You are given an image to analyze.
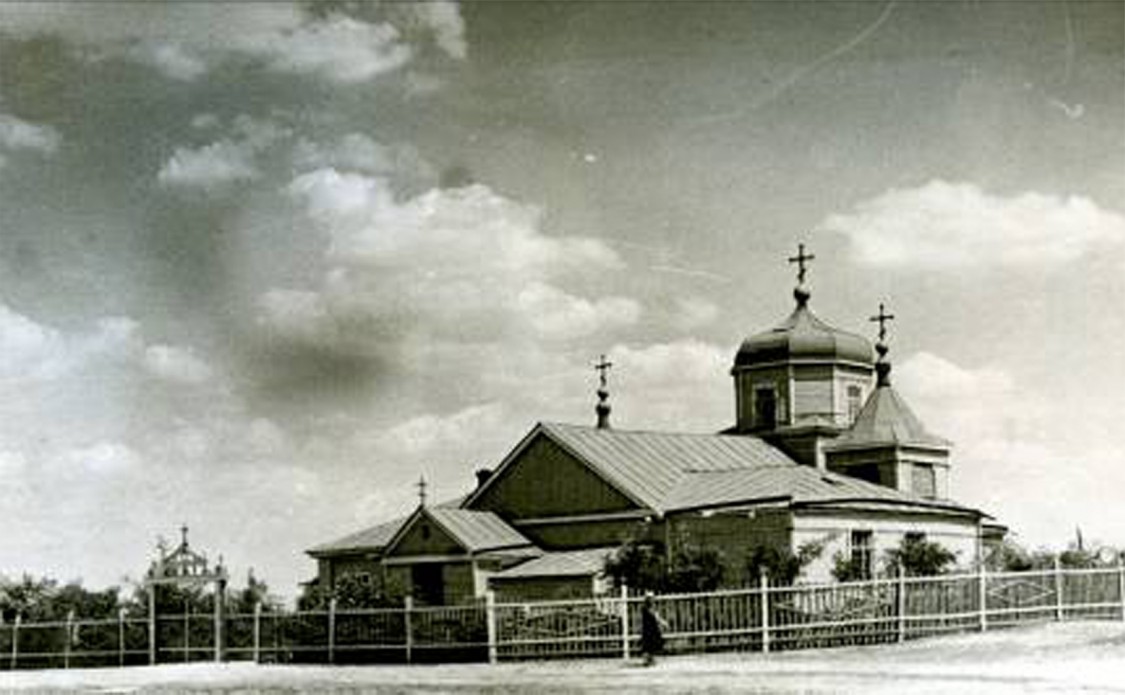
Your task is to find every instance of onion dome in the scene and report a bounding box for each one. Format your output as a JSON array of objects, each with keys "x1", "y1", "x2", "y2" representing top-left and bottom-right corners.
[{"x1": 733, "y1": 287, "x2": 874, "y2": 367}]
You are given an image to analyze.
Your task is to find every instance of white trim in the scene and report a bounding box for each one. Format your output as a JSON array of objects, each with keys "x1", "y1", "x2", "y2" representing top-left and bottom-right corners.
[
  {"x1": 513, "y1": 509, "x2": 654, "y2": 526},
  {"x1": 383, "y1": 554, "x2": 472, "y2": 566}
]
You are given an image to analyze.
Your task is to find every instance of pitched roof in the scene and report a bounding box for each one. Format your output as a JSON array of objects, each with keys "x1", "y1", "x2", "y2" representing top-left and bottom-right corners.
[
  {"x1": 492, "y1": 547, "x2": 613, "y2": 580},
  {"x1": 664, "y1": 466, "x2": 980, "y2": 516},
  {"x1": 307, "y1": 496, "x2": 464, "y2": 557},
  {"x1": 538, "y1": 422, "x2": 795, "y2": 510},
  {"x1": 827, "y1": 385, "x2": 950, "y2": 451},
  {"x1": 425, "y1": 507, "x2": 534, "y2": 553}
]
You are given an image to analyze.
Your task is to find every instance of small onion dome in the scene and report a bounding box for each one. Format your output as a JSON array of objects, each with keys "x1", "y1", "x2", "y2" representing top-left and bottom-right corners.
[{"x1": 734, "y1": 301, "x2": 874, "y2": 368}]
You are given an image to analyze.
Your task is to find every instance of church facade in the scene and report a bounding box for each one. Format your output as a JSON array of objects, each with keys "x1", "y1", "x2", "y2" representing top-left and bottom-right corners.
[{"x1": 308, "y1": 248, "x2": 1003, "y2": 604}]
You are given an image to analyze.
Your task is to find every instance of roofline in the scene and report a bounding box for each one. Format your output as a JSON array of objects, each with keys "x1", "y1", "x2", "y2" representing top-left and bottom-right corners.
[
  {"x1": 461, "y1": 423, "x2": 546, "y2": 509},
  {"x1": 306, "y1": 546, "x2": 384, "y2": 559},
  {"x1": 463, "y1": 422, "x2": 657, "y2": 512},
  {"x1": 793, "y1": 497, "x2": 990, "y2": 519},
  {"x1": 664, "y1": 494, "x2": 793, "y2": 515},
  {"x1": 825, "y1": 441, "x2": 952, "y2": 453},
  {"x1": 731, "y1": 358, "x2": 874, "y2": 373}
]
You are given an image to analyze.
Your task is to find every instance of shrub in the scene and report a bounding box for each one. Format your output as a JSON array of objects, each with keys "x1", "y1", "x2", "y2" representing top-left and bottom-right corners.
[{"x1": 883, "y1": 536, "x2": 957, "y2": 577}]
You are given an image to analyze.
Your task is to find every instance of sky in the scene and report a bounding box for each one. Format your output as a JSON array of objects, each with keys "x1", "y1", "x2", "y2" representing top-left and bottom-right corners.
[{"x1": 0, "y1": 1, "x2": 1122, "y2": 601}]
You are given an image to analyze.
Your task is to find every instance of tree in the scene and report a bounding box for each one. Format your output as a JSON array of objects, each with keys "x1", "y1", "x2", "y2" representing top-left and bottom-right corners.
[
  {"x1": 603, "y1": 533, "x2": 729, "y2": 593},
  {"x1": 746, "y1": 538, "x2": 826, "y2": 586},
  {"x1": 883, "y1": 536, "x2": 957, "y2": 577}
]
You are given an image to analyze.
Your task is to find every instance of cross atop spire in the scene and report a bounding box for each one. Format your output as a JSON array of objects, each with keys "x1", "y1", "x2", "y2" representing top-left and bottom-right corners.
[
  {"x1": 788, "y1": 243, "x2": 815, "y2": 286},
  {"x1": 180, "y1": 523, "x2": 189, "y2": 549},
  {"x1": 416, "y1": 475, "x2": 428, "y2": 508},
  {"x1": 869, "y1": 303, "x2": 895, "y2": 344},
  {"x1": 594, "y1": 354, "x2": 613, "y2": 429}
]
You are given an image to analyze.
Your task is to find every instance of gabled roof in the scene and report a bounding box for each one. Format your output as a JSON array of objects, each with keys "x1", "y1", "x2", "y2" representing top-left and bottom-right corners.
[
  {"x1": 307, "y1": 496, "x2": 464, "y2": 557},
  {"x1": 827, "y1": 385, "x2": 950, "y2": 451},
  {"x1": 533, "y1": 422, "x2": 797, "y2": 510},
  {"x1": 382, "y1": 505, "x2": 536, "y2": 558},
  {"x1": 492, "y1": 548, "x2": 613, "y2": 580},
  {"x1": 425, "y1": 507, "x2": 534, "y2": 553},
  {"x1": 465, "y1": 422, "x2": 972, "y2": 518}
]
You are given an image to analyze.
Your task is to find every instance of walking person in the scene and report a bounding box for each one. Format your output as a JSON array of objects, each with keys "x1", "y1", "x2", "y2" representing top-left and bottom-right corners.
[{"x1": 640, "y1": 592, "x2": 667, "y2": 666}]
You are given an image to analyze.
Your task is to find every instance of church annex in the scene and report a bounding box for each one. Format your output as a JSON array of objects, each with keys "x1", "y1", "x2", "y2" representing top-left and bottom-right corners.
[{"x1": 307, "y1": 247, "x2": 1004, "y2": 604}]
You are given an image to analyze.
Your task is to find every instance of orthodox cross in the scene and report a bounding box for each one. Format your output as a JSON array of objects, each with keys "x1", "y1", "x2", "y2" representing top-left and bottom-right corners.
[
  {"x1": 416, "y1": 475, "x2": 428, "y2": 507},
  {"x1": 788, "y1": 243, "x2": 815, "y2": 285},
  {"x1": 594, "y1": 354, "x2": 613, "y2": 390},
  {"x1": 869, "y1": 303, "x2": 895, "y2": 343}
]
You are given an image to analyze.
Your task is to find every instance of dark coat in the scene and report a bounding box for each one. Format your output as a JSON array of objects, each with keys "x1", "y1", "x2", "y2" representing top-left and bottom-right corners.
[{"x1": 640, "y1": 604, "x2": 665, "y2": 654}]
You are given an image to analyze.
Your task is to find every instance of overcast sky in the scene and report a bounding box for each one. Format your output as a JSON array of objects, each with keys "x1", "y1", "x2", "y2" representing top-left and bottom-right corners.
[{"x1": 0, "y1": 1, "x2": 1122, "y2": 599}]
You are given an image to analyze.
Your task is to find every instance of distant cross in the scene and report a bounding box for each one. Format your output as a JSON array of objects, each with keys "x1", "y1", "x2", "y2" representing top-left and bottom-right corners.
[
  {"x1": 594, "y1": 354, "x2": 613, "y2": 390},
  {"x1": 788, "y1": 243, "x2": 815, "y2": 285},
  {"x1": 416, "y1": 475, "x2": 428, "y2": 507},
  {"x1": 180, "y1": 523, "x2": 189, "y2": 549},
  {"x1": 869, "y1": 303, "x2": 895, "y2": 343}
]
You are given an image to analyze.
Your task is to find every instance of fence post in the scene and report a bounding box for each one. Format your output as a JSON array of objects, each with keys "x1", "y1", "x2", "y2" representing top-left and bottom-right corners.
[
  {"x1": 148, "y1": 586, "x2": 156, "y2": 665},
  {"x1": 759, "y1": 567, "x2": 770, "y2": 654},
  {"x1": 253, "y1": 602, "x2": 262, "y2": 664},
  {"x1": 118, "y1": 608, "x2": 126, "y2": 667},
  {"x1": 10, "y1": 614, "x2": 20, "y2": 670},
  {"x1": 485, "y1": 590, "x2": 497, "y2": 665},
  {"x1": 327, "y1": 598, "x2": 337, "y2": 664},
  {"x1": 897, "y1": 565, "x2": 906, "y2": 643},
  {"x1": 619, "y1": 584, "x2": 630, "y2": 661},
  {"x1": 1054, "y1": 556, "x2": 1064, "y2": 622},
  {"x1": 214, "y1": 576, "x2": 225, "y2": 664},
  {"x1": 64, "y1": 609, "x2": 75, "y2": 669},
  {"x1": 978, "y1": 563, "x2": 988, "y2": 632},
  {"x1": 1118, "y1": 556, "x2": 1125, "y2": 622},
  {"x1": 404, "y1": 595, "x2": 413, "y2": 664}
]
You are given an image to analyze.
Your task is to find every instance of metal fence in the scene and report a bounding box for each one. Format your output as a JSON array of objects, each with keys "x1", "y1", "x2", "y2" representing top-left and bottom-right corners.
[{"x1": 3, "y1": 562, "x2": 1123, "y2": 670}]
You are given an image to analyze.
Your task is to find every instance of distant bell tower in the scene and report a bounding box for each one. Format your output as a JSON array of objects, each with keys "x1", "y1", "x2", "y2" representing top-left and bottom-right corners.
[{"x1": 730, "y1": 243, "x2": 875, "y2": 468}]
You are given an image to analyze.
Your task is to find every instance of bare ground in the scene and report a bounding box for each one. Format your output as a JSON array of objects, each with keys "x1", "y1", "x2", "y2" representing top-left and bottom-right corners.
[{"x1": 3, "y1": 621, "x2": 1124, "y2": 694}]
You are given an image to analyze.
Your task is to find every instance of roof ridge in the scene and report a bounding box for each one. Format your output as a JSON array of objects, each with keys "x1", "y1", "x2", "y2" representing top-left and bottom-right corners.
[{"x1": 541, "y1": 421, "x2": 759, "y2": 438}]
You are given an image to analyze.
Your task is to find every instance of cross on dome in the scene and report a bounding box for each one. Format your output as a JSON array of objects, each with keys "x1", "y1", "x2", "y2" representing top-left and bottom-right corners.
[
  {"x1": 869, "y1": 303, "x2": 895, "y2": 344},
  {"x1": 788, "y1": 243, "x2": 815, "y2": 286}
]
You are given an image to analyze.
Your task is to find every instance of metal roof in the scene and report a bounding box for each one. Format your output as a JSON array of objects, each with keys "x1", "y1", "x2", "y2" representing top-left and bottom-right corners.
[
  {"x1": 492, "y1": 547, "x2": 614, "y2": 580},
  {"x1": 307, "y1": 517, "x2": 404, "y2": 556},
  {"x1": 827, "y1": 385, "x2": 950, "y2": 451},
  {"x1": 307, "y1": 496, "x2": 464, "y2": 557},
  {"x1": 540, "y1": 422, "x2": 796, "y2": 511},
  {"x1": 734, "y1": 302, "x2": 873, "y2": 368},
  {"x1": 426, "y1": 508, "x2": 534, "y2": 553},
  {"x1": 664, "y1": 466, "x2": 980, "y2": 516}
]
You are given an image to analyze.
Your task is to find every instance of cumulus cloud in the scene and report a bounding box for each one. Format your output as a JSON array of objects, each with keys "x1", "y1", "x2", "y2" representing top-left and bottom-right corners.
[
  {"x1": 821, "y1": 180, "x2": 1125, "y2": 269},
  {"x1": 65, "y1": 441, "x2": 141, "y2": 476},
  {"x1": 605, "y1": 339, "x2": 732, "y2": 432},
  {"x1": 143, "y1": 344, "x2": 213, "y2": 384},
  {"x1": 0, "y1": 304, "x2": 141, "y2": 382},
  {"x1": 292, "y1": 134, "x2": 433, "y2": 182},
  {"x1": 262, "y1": 174, "x2": 637, "y2": 355},
  {"x1": 0, "y1": 113, "x2": 61, "y2": 153},
  {"x1": 0, "y1": 3, "x2": 464, "y2": 83},
  {"x1": 158, "y1": 139, "x2": 259, "y2": 188}
]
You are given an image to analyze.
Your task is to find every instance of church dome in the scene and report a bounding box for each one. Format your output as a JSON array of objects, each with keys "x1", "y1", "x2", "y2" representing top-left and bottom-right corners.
[{"x1": 733, "y1": 289, "x2": 874, "y2": 368}]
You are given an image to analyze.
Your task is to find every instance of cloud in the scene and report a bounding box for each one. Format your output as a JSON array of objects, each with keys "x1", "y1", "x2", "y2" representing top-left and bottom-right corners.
[
  {"x1": 0, "y1": 113, "x2": 61, "y2": 155},
  {"x1": 158, "y1": 140, "x2": 259, "y2": 188},
  {"x1": 158, "y1": 115, "x2": 287, "y2": 189},
  {"x1": 143, "y1": 344, "x2": 213, "y2": 384},
  {"x1": 0, "y1": 304, "x2": 141, "y2": 382},
  {"x1": 292, "y1": 134, "x2": 433, "y2": 182},
  {"x1": 65, "y1": 441, "x2": 141, "y2": 476},
  {"x1": 0, "y1": 3, "x2": 464, "y2": 83},
  {"x1": 128, "y1": 41, "x2": 207, "y2": 81},
  {"x1": 821, "y1": 180, "x2": 1125, "y2": 269},
  {"x1": 604, "y1": 339, "x2": 732, "y2": 432},
  {"x1": 894, "y1": 351, "x2": 1125, "y2": 549},
  {"x1": 262, "y1": 174, "x2": 637, "y2": 356}
]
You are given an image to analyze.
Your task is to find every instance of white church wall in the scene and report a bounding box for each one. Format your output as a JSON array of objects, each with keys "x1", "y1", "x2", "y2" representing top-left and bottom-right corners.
[{"x1": 791, "y1": 510, "x2": 980, "y2": 583}]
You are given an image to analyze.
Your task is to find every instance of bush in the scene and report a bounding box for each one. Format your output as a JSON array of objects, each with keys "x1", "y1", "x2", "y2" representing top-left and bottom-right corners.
[
  {"x1": 604, "y1": 534, "x2": 728, "y2": 593},
  {"x1": 883, "y1": 536, "x2": 957, "y2": 577},
  {"x1": 746, "y1": 538, "x2": 826, "y2": 586}
]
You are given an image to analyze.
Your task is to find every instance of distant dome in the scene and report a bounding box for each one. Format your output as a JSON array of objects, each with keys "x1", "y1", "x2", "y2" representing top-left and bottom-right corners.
[{"x1": 734, "y1": 301, "x2": 874, "y2": 368}]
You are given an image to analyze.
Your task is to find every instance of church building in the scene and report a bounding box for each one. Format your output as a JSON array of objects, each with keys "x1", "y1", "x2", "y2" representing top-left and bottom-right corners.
[{"x1": 308, "y1": 246, "x2": 1003, "y2": 604}]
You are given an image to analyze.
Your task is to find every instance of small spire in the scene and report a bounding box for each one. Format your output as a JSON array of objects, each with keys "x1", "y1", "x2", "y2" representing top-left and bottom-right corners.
[
  {"x1": 416, "y1": 475, "x2": 428, "y2": 508},
  {"x1": 869, "y1": 303, "x2": 895, "y2": 387},
  {"x1": 594, "y1": 354, "x2": 613, "y2": 429},
  {"x1": 788, "y1": 242, "x2": 815, "y2": 307},
  {"x1": 180, "y1": 523, "x2": 189, "y2": 549}
]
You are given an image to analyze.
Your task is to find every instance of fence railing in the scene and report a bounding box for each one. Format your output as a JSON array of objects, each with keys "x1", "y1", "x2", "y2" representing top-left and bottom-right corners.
[{"x1": 3, "y1": 561, "x2": 1124, "y2": 670}]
